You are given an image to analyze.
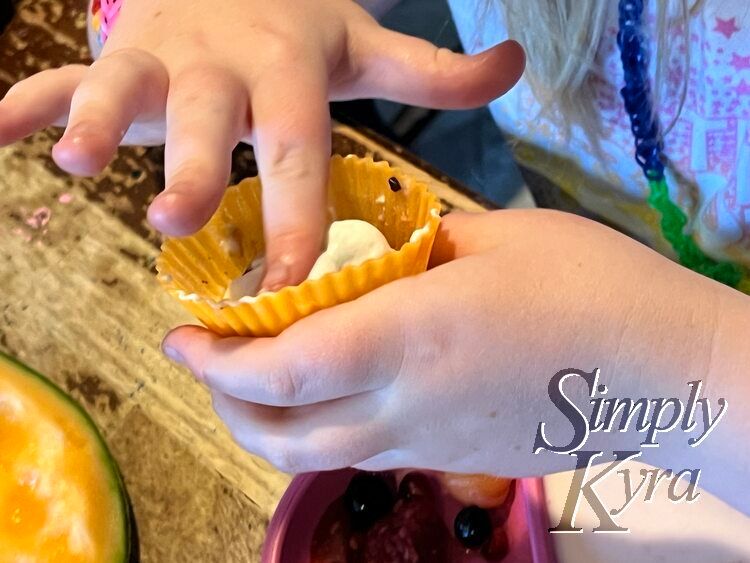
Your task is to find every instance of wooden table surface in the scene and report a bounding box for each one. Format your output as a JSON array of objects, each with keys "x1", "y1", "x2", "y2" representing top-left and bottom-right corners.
[{"x1": 0, "y1": 1, "x2": 489, "y2": 560}]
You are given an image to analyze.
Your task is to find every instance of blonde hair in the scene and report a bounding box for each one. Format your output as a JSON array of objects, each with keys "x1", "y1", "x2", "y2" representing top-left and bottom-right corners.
[{"x1": 497, "y1": 0, "x2": 705, "y2": 141}]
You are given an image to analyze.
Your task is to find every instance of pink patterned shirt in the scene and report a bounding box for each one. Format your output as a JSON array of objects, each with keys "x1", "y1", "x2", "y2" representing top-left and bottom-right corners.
[{"x1": 449, "y1": 0, "x2": 750, "y2": 271}]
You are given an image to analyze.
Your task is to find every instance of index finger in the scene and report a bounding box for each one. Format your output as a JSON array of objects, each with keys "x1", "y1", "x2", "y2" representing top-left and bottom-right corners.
[{"x1": 249, "y1": 59, "x2": 330, "y2": 291}]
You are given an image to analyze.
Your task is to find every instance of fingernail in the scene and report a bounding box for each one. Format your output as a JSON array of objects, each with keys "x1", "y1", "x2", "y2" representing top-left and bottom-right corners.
[
  {"x1": 148, "y1": 193, "x2": 194, "y2": 237},
  {"x1": 261, "y1": 256, "x2": 294, "y2": 292},
  {"x1": 152, "y1": 191, "x2": 180, "y2": 209},
  {"x1": 162, "y1": 345, "x2": 184, "y2": 364},
  {"x1": 260, "y1": 278, "x2": 289, "y2": 294}
]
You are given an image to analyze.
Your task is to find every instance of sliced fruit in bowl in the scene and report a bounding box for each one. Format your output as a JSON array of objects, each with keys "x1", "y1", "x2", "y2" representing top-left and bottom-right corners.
[
  {"x1": 442, "y1": 473, "x2": 514, "y2": 509},
  {"x1": 263, "y1": 468, "x2": 557, "y2": 563}
]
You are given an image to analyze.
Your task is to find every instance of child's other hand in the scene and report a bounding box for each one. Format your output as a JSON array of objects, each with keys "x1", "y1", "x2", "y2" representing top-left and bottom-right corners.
[
  {"x1": 162, "y1": 210, "x2": 713, "y2": 476},
  {"x1": 0, "y1": 0, "x2": 524, "y2": 288}
]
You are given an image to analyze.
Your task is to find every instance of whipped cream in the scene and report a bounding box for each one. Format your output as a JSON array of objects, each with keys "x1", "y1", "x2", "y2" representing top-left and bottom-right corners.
[{"x1": 223, "y1": 220, "x2": 393, "y2": 300}]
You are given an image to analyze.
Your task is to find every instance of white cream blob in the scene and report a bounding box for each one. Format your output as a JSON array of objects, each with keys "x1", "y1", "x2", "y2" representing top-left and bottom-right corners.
[
  {"x1": 223, "y1": 220, "x2": 393, "y2": 300},
  {"x1": 307, "y1": 219, "x2": 392, "y2": 280},
  {"x1": 223, "y1": 256, "x2": 266, "y2": 300}
]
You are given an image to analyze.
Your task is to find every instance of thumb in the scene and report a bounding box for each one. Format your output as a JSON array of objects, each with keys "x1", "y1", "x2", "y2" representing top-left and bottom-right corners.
[{"x1": 355, "y1": 31, "x2": 525, "y2": 109}]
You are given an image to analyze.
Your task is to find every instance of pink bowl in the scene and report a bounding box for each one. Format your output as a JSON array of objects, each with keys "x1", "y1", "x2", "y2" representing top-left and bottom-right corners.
[{"x1": 262, "y1": 469, "x2": 557, "y2": 563}]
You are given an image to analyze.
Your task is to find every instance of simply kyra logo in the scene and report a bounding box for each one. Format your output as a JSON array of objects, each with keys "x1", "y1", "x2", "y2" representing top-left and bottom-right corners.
[{"x1": 533, "y1": 368, "x2": 728, "y2": 533}]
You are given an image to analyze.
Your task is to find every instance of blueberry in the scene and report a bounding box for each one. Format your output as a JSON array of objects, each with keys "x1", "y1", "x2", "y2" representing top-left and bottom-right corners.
[
  {"x1": 398, "y1": 472, "x2": 434, "y2": 500},
  {"x1": 454, "y1": 506, "x2": 492, "y2": 549},
  {"x1": 344, "y1": 473, "x2": 395, "y2": 531}
]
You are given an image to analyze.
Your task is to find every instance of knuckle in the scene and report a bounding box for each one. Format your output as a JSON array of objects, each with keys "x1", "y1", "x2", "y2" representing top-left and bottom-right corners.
[
  {"x1": 422, "y1": 47, "x2": 463, "y2": 98},
  {"x1": 263, "y1": 354, "x2": 304, "y2": 405},
  {"x1": 195, "y1": 363, "x2": 211, "y2": 386},
  {"x1": 264, "y1": 373, "x2": 298, "y2": 405},
  {"x1": 80, "y1": 52, "x2": 167, "y2": 113},
  {"x1": 168, "y1": 66, "x2": 243, "y2": 118},
  {"x1": 260, "y1": 35, "x2": 306, "y2": 66},
  {"x1": 190, "y1": 356, "x2": 213, "y2": 389},
  {"x1": 430, "y1": 47, "x2": 456, "y2": 75},
  {"x1": 92, "y1": 51, "x2": 168, "y2": 98},
  {"x1": 261, "y1": 142, "x2": 312, "y2": 183},
  {"x1": 172, "y1": 65, "x2": 239, "y2": 94},
  {"x1": 98, "y1": 47, "x2": 160, "y2": 72}
]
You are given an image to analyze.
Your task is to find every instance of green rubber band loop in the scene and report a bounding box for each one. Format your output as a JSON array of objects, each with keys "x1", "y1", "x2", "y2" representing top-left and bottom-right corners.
[{"x1": 647, "y1": 177, "x2": 745, "y2": 287}]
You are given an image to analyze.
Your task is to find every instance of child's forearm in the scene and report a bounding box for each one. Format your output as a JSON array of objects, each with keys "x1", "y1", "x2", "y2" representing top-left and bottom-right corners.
[
  {"x1": 449, "y1": 211, "x2": 748, "y2": 514},
  {"x1": 652, "y1": 284, "x2": 750, "y2": 514},
  {"x1": 523, "y1": 224, "x2": 750, "y2": 512}
]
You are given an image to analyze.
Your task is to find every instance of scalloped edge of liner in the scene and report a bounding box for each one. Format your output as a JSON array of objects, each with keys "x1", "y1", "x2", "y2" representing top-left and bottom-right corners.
[{"x1": 161, "y1": 207, "x2": 440, "y2": 310}]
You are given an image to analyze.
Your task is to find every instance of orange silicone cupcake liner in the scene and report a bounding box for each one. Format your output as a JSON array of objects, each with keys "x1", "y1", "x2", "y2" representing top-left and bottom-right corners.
[{"x1": 156, "y1": 155, "x2": 442, "y2": 337}]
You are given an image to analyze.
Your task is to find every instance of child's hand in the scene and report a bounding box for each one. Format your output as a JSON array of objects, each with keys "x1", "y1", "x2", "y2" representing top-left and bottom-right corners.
[
  {"x1": 0, "y1": 0, "x2": 524, "y2": 288},
  {"x1": 161, "y1": 210, "x2": 721, "y2": 476}
]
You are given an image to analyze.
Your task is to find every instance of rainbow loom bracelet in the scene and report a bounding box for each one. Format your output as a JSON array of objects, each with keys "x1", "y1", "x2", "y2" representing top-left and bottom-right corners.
[
  {"x1": 616, "y1": 0, "x2": 747, "y2": 288},
  {"x1": 90, "y1": 0, "x2": 123, "y2": 46}
]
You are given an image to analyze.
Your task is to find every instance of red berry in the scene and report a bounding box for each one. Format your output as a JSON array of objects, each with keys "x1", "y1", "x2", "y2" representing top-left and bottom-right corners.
[
  {"x1": 482, "y1": 526, "x2": 510, "y2": 561},
  {"x1": 362, "y1": 498, "x2": 449, "y2": 562},
  {"x1": 310, "y1": 498, "x2": 352, "y2": 563}
]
